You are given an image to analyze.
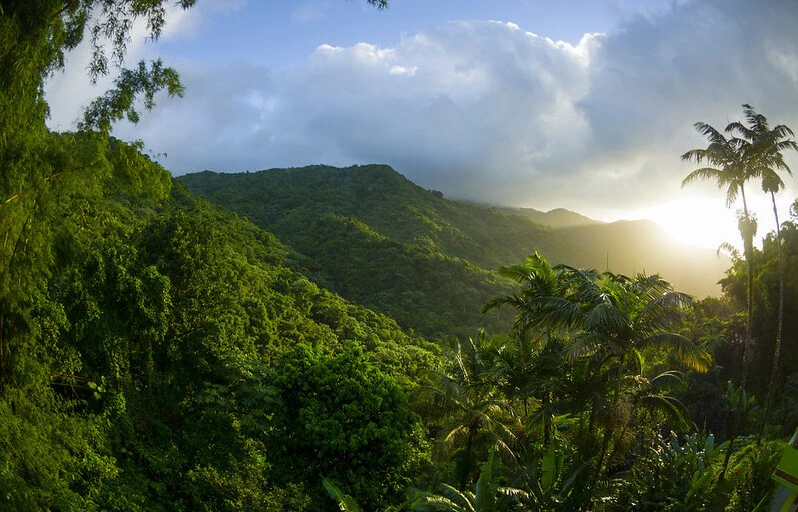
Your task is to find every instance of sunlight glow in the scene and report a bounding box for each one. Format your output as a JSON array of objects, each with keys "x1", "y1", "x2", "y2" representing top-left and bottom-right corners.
[{"x1": 630, "y1": 197, "x2": 744, "y2": 251}]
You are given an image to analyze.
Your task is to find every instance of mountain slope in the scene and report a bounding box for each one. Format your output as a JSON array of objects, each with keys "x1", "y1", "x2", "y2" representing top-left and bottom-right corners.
[
  {"x1": 179, "y1": 164, "x2": 728, "y2": 334},
  {"x1": 179, "y1": 165, "x2": 580, "y2": 271},
  {"x1": 496, "y1": 206, "x2": 601, "y2": 229}
]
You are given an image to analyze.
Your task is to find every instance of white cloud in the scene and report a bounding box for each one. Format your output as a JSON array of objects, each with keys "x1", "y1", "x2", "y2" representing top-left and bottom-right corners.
[{"x1": 48, "y1": 0, "x2": 798, "y2": 230}]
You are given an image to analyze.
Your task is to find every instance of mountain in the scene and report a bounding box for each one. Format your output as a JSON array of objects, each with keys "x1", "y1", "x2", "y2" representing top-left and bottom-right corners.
[
  {"x1": 497, "y1": 206, "x2": 601, "y2": 229},
  {"x1": 179, "y1": 165, "x2": 525, "y2": 338},
  {"x1": 500, "y1": 206, "x2": 728, "y2": 298},
  {"x1": 178, "y1": 165, "x2": 580, "y2": 271},
  {"x1": 179, "y1": 165, "x2": 729, "y2": 337}
]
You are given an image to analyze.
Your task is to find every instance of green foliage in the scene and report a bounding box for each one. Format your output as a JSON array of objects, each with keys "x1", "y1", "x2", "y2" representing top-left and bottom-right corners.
[
  {"x1": 412, "y1": 334, "x2": 521, "y2": 489},
  {"x1": 178, "y1": 166, "x2": 727, "y2": 338},
  {"x1": 721, "y1": 220, "x2": 798, "y2": 436},
  {"x1": 323, "y1": 478, "x2": 364, "y2": 512},
  {"x1": 3, "y1": 3, "x2": 797, "y2": 509},
  {"x1": 612, "y1": 432, "x2": 718, "y2": 511},
  {"x1": 1, "y1": 123, "x2": 441, "y2": 510},
  {"x1": 271, "y1": 344, "x2": 428, "y2": 509},
  {"x1": 722, "y1": 441, "x2": 783, "y2": 512},
  {"x1": 180, "y1": 165, "x2": 523, "y2": 339},
  {"x1": 80, "y1": 59, "x2": 185, "y2": 131},
  {"x1": 410, "y1": 445, "x2": 532, "y2": 512},
  {"x1": 0, "y1": 387, "x2": 119, "y2": 511}
]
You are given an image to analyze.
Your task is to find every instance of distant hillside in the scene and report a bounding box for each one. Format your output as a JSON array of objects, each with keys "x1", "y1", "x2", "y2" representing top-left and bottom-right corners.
[
  {"x1": 180, "y1": 165, "x2": 580, "y2": 271},
  {"x1": 495, "y1": 208, "x2": 727, "y2": 297},
  {"x1": 179, "y1": 165, "x2": 521, "y2": 338},
  {"x1": 497, "y1": 207, "x2": 601, "y2": 229},
  {"x1": 556, "y1": 220, "x2": 728, "y2": 298},
  {"x1": 179, "y1": 165, "x2": 728, "y2": 336}
]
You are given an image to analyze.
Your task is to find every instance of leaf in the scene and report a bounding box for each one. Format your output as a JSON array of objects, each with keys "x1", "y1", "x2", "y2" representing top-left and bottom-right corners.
[
  {"x1": 322, "y1": 477, "x2": 363, "y2": 512},
  {"x1": 475, "y1": 445, "x2": 501, "y2": 512}
]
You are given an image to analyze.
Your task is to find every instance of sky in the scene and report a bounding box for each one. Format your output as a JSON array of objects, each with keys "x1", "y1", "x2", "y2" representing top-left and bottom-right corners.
[{"x1": 44, "y1": 0, "x2": 798, "y2": 250}]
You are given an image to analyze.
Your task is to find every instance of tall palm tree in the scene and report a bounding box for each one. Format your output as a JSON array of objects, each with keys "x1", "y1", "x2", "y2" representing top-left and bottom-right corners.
[
  {"x1": 727, "y1": 105, "x2": 798, "y2": 442},
  {"x1": 681, "y1": 115, "x2": 758, "y2": 477},
  {"x1": 682, "y1": 122, "x2": 751, "y2": 213},
  {"x1": 553, "y1": 270, "x2": 705, "y2": 496}
]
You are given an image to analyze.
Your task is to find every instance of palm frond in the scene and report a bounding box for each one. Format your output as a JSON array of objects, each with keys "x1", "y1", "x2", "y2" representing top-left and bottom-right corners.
[
  {"x1": 717, "y1": 242, "x2": 740, "y2": 261},
  {"x1": 643, "y1": 332, "x2": 711, "y2": 371},
  {"x1": 475, "y1": 446, "x2": 501, "y2": 512},
  {"x1": 322, "y1": 478, "x2": 363, "y2": 512},
  {"x1": 772, "y1": 123, "x2": 796, "y2": 139},
  {"x1": 565, "y1": 332, "x2": 610, "y2": 360},
  {"x1": 635, "y1": 291, "x2": 693, "y2": 332},
  {"x1": 640, "y1": 394, "x2": 692, "y2": 432},
  {"x1": 693, "y1": 121, "x2": 728, "y2": 145},
  {"x1": 582, "y1": 302, "x2": 629, "y2": 332},
  {"x1": 409, "y1": 493, "x2": 467, "y2": 512},
  {"x1": 681, "y1": 166, "x2": 727, "y2": 186},
  {"x1": 726, "y1": 121, "x2": 756, "y2": 142},
  {"x1": 439, "y1": 424, "x2": 470, "y2": 456},
  {"x1": 437, "y1": 484, "x2": 475, "y2": 512},
  {"x1": 528, "y1": 296, "x2": 582, "y2": 331},
  {"x1": 650, "y1": 370, "x2": 689, "y2": 392},
  {"x1": 497, "y1": 486, "x2": 531, "y2": 503}
]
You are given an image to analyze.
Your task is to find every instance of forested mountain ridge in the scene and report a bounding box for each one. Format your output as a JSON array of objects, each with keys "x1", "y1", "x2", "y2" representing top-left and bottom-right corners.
[
  {"x1": 495, "y1": 206, "x2": 600, "y2": 229},
  {"x1": 179, "y1": 164, "x2": 728, "y2": 303},
  {"x1": 178, "y1": 164, "x2": 574, "y2": 271}
]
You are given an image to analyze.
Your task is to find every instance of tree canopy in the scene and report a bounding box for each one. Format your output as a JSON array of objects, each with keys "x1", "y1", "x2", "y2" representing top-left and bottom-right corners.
[{"x1": 1, "y1": 2, "x2": 797, "y2": 510}]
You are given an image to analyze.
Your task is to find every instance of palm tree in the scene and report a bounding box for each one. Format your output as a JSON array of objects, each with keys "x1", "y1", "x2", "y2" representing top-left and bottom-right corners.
[
  {"x1": 484, "y1": 253, "x2": 615, "y2": 454},
  {"x1": 681, "y1": 114, "x2": 758, "y2": 477},
  {"x1": 727, "y1": 105, "x2": 798, "y2": 442},
  {"x1": 483, "y1": 255, "x2": 571, "y2": 450},
  {"x1": 682, "y1": 121, "x2": 751, "y2": 213},
  {"x1": 486, "y1": 254, "x2": 707, "y2": 505},
  {"x1": 483, "y1": 252, "x2": 564, "y2": 343},
  {"x1": 409, "y1": 445, "x2": 532, "y2": 512},
  {"x1": 412, "y1": 335, "x2": 521, "y2": 489},
  {"x1": 323, "y1": 478, "x2": 364, "y2": 512},
  {"x1": 555, "y1": 270, "x2": 705, "y2": 497}
]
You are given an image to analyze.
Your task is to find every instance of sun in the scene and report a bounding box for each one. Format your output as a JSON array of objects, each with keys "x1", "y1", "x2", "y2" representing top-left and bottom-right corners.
[{"x1": 631, "y1": 197, "x2": 742, "y2": 251}]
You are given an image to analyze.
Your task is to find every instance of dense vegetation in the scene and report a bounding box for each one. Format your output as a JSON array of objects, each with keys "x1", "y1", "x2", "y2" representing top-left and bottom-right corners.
[
  {"x1": 180, "y1": 166, "x2": 533, "y2": 339},
  {"x1": 179, "y1": 165, "x2": 727, "y2": 338},
  {"x1": 1, "y1": 1, "x2": 796, "y2": 511}
]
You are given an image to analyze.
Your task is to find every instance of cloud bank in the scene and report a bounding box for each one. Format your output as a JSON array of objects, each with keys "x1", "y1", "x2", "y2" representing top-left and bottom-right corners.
[{"x1": 49, "y1": 0, "x2": 798, "y2": 217}]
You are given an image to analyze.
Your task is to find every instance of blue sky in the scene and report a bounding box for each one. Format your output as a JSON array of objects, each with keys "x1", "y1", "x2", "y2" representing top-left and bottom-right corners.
[
  {"x1": 158, "y1": 1, "x2": 658, "y2": 65},
  {"x1": 45, "y1": 0, "x2": 798, "y2": 249}
]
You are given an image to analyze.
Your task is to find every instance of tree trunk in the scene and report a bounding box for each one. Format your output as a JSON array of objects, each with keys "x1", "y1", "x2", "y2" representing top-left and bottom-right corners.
[
  {"x1": 585, "y1": 426, "x2": 612, "y2": 509},
  {"x1": 721, "y1": 210, "x2": 755, "y2": 479},
  {"x1": 543, "y1": 391, "x2": 551, "y2": 448},
  {"x1": 758, "y1": 192, "x2": 784, "y2": 444}
]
